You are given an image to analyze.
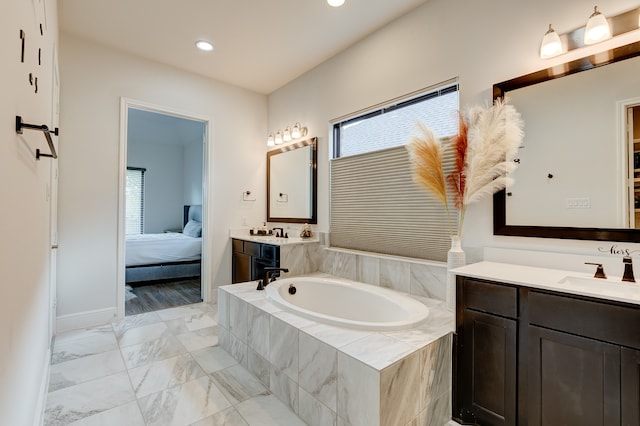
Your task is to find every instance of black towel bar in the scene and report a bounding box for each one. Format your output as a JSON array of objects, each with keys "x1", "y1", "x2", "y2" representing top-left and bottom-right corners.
[{"x1": 15, "y1": 115, "x2": 59, "y2": 160}]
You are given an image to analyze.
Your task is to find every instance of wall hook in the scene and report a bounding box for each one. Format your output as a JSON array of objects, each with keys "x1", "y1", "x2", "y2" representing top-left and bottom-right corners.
[
  {"x1": 242, "y1": 190, "x2": 256, "y2": 202},
  {"x1": 15, "y1": 115, "x2": 58, "y2": 160}
]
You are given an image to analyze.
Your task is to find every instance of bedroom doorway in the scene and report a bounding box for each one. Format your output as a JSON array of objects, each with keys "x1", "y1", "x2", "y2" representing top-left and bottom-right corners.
[{"x1": 117, "y1": 99, "x2": 212, "y2": 317}]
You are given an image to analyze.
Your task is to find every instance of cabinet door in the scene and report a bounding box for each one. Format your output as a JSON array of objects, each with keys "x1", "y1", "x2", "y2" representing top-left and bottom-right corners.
[
  {"x1": 456, "y1": 309, "x2": 517, "y2": 426},
  {"x1": 232, "y1": 252, "x2": 252, "y2": 283},
  {"x1": 527, "y1": 325, "x2": 621, "y2": 426},
  {"x1": 622, "y1": 347, "x2": 640, "y2": 426}
]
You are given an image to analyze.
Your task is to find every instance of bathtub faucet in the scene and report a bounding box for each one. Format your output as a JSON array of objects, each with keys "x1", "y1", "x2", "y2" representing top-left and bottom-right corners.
[{"x1": 256, "y1": 267, "x2": 289, "y2": 291}]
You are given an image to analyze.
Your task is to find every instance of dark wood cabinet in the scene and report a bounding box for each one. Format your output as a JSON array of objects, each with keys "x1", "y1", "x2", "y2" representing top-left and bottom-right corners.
[
  {"x1": 231, "y1": 238, "x2": 279, "y2": 283},
  {"x1": 527, "y1": 325, "x2": 621, "y2": 426},
  {"x1": 458, "y1": 309, "x2": 517, "y2": 425},
  {"x1": 622, "y1": 348, "x2": 640, "y2": 426},
  {"x1": 455, "y1": 276, "x2": 640, "y2": 426},
  {"x1": 454, "y1": 278, "x2": 518, "y2": 425}
]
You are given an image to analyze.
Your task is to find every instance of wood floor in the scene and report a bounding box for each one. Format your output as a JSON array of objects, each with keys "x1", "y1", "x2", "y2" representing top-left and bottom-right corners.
[{"x1": 125, "y1": 278, "x2": 202, "y2": 316}]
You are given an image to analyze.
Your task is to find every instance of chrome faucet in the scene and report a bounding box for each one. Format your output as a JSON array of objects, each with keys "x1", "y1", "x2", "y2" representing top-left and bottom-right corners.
[
  {"x1": 622, "y1": 256, "x2": 635, "y2": 283},
  {"x1": 256, "y1": 267, "x2": 289, "y2": 290}
]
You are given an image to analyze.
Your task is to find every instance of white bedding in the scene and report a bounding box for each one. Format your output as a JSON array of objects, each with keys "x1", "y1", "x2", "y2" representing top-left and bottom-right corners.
[{"x1": 126, "y1": 233, "x2": 202, "y2": 267}]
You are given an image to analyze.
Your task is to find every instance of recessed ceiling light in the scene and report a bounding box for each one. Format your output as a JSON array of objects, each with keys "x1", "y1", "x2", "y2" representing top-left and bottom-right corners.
[
  {"x1": 195, "y1": 40, "x2": 214, "y2": 52},
  {"x1": 327, "y1": 0, "x2": 345, "y2": 7}
]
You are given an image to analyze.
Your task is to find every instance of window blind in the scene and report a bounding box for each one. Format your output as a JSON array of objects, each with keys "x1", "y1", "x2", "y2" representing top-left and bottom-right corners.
[
  {"x1": 125, "y1": 167, "x2": 145, "y2": 235},
  {"x1": 330, "y1": 143, "x2": 457, "y2": 262}
]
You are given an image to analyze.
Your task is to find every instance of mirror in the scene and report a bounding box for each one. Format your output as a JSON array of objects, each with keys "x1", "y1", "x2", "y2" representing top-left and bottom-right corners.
[
  {"x1": 494, "y1": 41, "x2": 640, "y2": 241},
  {"x1": 267, "y1": 137, "x2": 317, "y2": 224}
]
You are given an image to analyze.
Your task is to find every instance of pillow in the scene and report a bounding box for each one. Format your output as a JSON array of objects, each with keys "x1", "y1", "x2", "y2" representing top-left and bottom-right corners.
[{"x1": 183, "y1": 220, "x2": 202, "y2": 238}]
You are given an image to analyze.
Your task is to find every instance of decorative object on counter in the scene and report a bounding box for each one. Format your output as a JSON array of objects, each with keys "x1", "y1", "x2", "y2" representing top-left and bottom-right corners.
[
  {"x1": 300, "y1": 223, "x2": 312, "y2": 238},
  {"x1": 407, "y1": 98, "x2": 524, "y2": 309},
  {"x1": 250, "y1": 222, "x2": 273, "y2": 236}
]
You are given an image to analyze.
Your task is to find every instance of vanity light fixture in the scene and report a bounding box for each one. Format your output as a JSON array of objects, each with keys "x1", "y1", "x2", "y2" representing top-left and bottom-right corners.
[
  {"x1": 283, "y1": 126, "x2": 292, "y2": 142},
  {"x1": 540, "y1": 24, "x2": 563, "y2": 59},
  {"x1": 266, "y1": 122, "x2": 308, "y2": 147},
  {"x1": 195, "y1": 40, "x2": 214, "y2": 52},
  {"x1": 327, "y1": 0, "x2": 345, "y2": 7},
  {"x1": 539, "y1": 6, "x2": 640, "y2": 59},
  {"x1": 584, "y1": 6, "x2": 611, "y2": 45},
  {"x1": 291, "y1": 122, "x2": 307, "y2": 139}
]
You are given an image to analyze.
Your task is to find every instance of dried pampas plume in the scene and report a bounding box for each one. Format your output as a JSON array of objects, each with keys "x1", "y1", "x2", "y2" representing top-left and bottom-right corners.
[
  {"x1": 407, "y1": 97, "x2": 524, "y2": 237},
  {"x1": 407, "y1": 123, "x2": 448, "y2": 207},
  {"x1": 463, "y1": 98, "x2": 524, "y2": 205}
]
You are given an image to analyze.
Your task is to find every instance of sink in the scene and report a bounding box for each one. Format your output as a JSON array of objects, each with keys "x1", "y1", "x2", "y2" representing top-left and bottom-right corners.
[{"x1": 557, "y1": 275, "x2": 639, "y2": 298}]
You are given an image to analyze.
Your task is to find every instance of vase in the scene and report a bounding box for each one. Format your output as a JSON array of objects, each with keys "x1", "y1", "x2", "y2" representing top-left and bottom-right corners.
[{"x1": 446, "y1": 235, "x2": 466, "y2": 310}]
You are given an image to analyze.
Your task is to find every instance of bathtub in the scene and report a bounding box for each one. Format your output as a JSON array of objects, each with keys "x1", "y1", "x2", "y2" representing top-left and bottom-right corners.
[{"x1": 265, "y1": 276, "x2": 429, "y2": 331}]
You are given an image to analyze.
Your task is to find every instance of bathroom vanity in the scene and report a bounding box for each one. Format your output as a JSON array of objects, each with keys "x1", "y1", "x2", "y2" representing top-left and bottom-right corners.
[
  {"x1": 232, "y1": 238, "x2": 280, "y2": 283},
  {"x1": 453, "y1": 262, "x2": 640, "y2": 426},
  {"x1": 230, "y1": 232, "x2": 320, "y2": 283}
]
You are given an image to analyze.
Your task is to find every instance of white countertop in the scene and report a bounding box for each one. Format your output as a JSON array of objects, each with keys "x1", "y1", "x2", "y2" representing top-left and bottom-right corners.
[
  {"x1": 230, "y1": 229, "x2": 319, "y2": 246},
  {"x1": 453, "y1": 261, "x2": 640, "y2": 306}
]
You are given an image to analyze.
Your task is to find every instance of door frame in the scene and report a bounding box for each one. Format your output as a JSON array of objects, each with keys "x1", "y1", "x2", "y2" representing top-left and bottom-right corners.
[
  {"x1": 117, "y1": 97, "x2": 213, "y2": 318},
  {"x1": 618, "y1": 97, "x2": 640, "y2": 227}
]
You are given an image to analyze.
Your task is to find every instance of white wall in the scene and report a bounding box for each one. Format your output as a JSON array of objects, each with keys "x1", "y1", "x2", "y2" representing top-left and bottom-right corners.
[
  {"x1": 184, "y1": 139, "x2": 204, "y2": 206},
  {"x1": 127, "y1": 142, "x2": 184, "y2": 233},
  {"x1": 0, "y1": 0, "x2": 59, "y2": 424},
  {"x1": 57, "y1": 35, "x2": 267, "y2": 325},
  {"x1": 268, "y1": 0, "x2": 640, "y2": 263}
]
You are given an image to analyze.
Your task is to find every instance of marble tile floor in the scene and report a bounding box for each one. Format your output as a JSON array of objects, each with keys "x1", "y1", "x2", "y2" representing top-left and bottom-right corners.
[{"x1": 45, "y1": 302, "x2": 306, "y2": 426}]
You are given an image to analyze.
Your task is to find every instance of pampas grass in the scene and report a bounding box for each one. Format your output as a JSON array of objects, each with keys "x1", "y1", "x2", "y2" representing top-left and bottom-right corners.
[
  {"x1": 408, "y1": 98, "x2": 524, "y2": 237},
  {"x1": 407, "y1": 123, "x2": 453, "y2": 234}
]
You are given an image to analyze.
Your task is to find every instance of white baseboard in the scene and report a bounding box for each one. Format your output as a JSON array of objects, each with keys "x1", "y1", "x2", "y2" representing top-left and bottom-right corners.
[
  {"x1": 33, "y1": 348, "x2": 51, "y2": 426},
  {"x1": 56, "y1": 307, "x2": 117, "y2": 333}
]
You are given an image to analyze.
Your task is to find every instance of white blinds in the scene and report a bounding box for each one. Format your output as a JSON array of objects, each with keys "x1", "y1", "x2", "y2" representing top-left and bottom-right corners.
[
  {"x1": 125, "y1": 168, "x2": 145, "y2": 235},
  {"x1": 330, "y1": 143, "x2": 457, "y2": 262}
]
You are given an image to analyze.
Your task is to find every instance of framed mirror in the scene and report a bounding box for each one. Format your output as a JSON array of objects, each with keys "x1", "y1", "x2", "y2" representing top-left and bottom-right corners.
[
  {"x1": 267, "y1": 137, "x2": 317, "y2": 224},
  {"x1": 493, "y1": 41, "x2": 640, "y2": 241}
]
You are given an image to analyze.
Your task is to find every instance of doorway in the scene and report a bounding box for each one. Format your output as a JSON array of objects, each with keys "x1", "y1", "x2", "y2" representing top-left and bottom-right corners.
[{"x1": 117, "y1": 99, "x2": 212, "y2": 318}]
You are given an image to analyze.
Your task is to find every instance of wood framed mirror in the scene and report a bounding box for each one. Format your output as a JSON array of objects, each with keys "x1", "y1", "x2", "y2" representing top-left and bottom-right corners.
[
  {"x1": 493, "y1": 41, "x2": 640, "y2": 241},
  {"x1": 267, "y1": 137, "x2": 317, "y2": 224}
]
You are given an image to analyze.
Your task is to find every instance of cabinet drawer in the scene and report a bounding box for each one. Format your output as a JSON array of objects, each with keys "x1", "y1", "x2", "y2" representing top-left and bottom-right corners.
[
  {"x1": 232, "y1": 239, "x2": 243, "y2": 253},
  {"x1": 462, "y1": 278, "x2": 518, "y2": 319},
  {"x1": 529, "y1": 290, "x2": 640, "y2": 349},
  {"x1": 244, "y1": 241, "x2": 261, "y2": 257}
]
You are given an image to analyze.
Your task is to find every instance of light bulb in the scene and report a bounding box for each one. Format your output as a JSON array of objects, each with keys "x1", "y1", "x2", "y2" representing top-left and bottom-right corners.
[
  {"x1": 195, "y1": 40, "x2": 214, "y2": 51},
  {"x1": 540, "y1": 24, "x2": 563, "y2": 59},
  {"x1": 327, "y1": 0, "x2": 345, "y2": 7},
  {"x1": 584, "y1": 6, "x2": 611, "y2": 45}
]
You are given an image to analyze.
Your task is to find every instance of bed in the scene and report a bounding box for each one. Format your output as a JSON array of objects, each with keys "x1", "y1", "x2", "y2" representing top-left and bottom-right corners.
[{"x1": 125, "y1": 205, "x2": 202, "y2": 284}]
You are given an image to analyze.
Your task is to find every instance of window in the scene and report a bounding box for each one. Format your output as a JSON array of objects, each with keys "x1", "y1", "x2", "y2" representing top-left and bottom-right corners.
[
  {"x1": 126, "y1": 167, "x2": 145, "y2": 235},
  {"x1": 330, "y1": 81, "x2": 459, "y2": 261}
]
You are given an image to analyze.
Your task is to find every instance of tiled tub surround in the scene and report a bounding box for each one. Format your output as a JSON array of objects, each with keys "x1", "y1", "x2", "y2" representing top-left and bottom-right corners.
[
  {"x1": 218, "y1": 277, "x2": 455, "y2": 426},
  {"x1": 318, "y1": 246, "x2": 449, "y2": 305},
  {"x1": 230, "y1": 230, "x2": 451, "y2": 306}
]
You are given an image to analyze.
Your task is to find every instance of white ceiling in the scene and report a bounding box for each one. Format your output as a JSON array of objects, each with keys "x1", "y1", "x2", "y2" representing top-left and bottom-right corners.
[{"x1": 58, "y1": 0, "x2": 429, "y2": 94}]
